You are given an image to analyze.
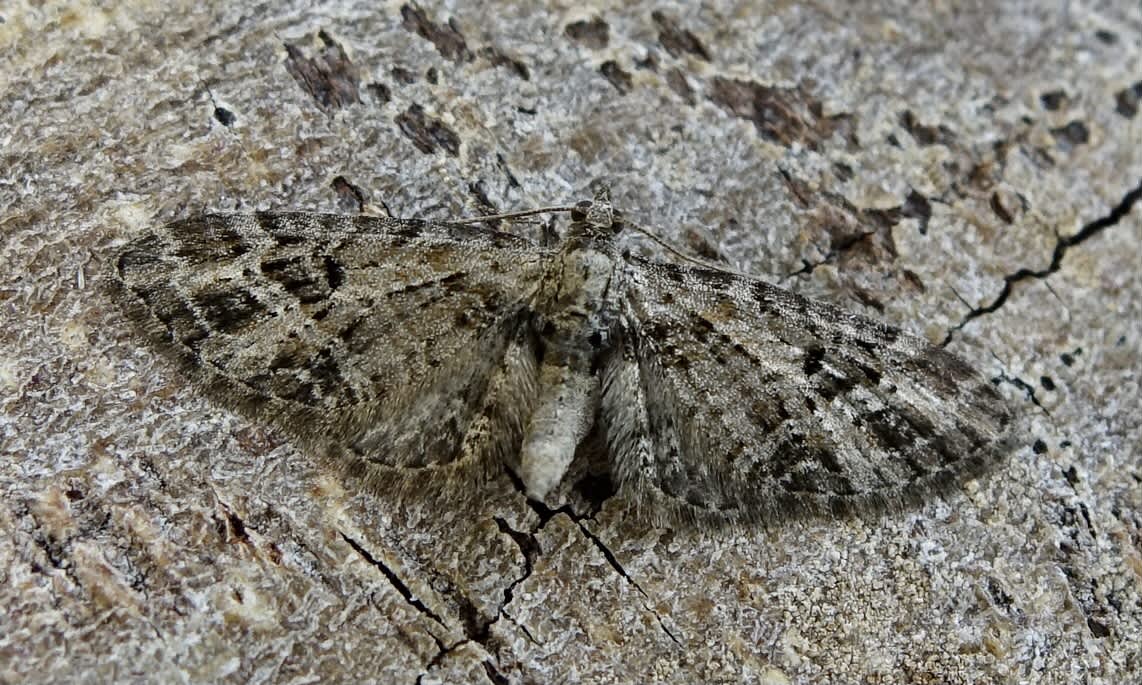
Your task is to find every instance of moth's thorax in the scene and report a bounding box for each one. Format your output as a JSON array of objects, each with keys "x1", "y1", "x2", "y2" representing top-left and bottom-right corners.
[
  {"x1": 517, "y1": 213, "x2": 622, "y2": 500},
  {"x1": 533, "y1": 224, "x2": 623, "y2": 360}
]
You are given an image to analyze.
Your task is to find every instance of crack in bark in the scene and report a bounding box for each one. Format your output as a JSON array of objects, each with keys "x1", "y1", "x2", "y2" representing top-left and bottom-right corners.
[
  {"x1": 493, "y1": 516, "x2": 539, "y2": 610},
  {"x1": 410, "y1": 454, "x2": 696, "y2": 678},
  {"x1": 943, "y1": 178, "x2": 1142, "y2": 345},
  {"x1": 341, "y1": 533, "x2": 502, "y2": 684},
  {"x1": 412, "y1": 516, "x2": 534, "y2": 684},
  {"x1": 567, "y1": 516, "x2": 684, "y2": 646},
  {"x1": 340, "y1": 532, "x2": 446, "y2": 625},
  {"x1": 515, "y1": 486, "x2": 685, "y2": 647}
]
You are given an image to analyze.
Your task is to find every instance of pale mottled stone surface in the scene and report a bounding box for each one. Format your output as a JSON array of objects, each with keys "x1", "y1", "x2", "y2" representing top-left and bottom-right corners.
[{"x1": 2, "y1": 2, "x2": 1140, "y2": 683}]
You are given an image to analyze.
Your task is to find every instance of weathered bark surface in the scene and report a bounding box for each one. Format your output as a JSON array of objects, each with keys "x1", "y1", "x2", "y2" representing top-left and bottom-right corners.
[{"x1": 3, "y1": 2, "x2": 1140, "y2": 683}]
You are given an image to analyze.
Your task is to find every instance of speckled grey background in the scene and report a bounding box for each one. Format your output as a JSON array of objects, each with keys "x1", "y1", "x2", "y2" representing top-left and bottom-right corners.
[{"x1": 2, "y1": 2, "x2": 1140, "y2": 683}]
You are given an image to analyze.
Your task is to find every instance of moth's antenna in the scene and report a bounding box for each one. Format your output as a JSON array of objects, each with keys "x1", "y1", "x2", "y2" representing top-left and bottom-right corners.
[
  {"x1": 623, "y1": 217, "x2": 754, "y2": 278},
  {"x1": 453, "y1": 200, "x2": 753, "y2": 278},
  {"x1": 452, "y1": 205, "x2": 577, "y2": 225}
]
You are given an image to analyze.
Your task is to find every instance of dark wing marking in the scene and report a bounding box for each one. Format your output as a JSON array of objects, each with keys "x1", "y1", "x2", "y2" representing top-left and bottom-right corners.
[
  {"x1": 112, "y1": 212, "x2": 549, "y2": 491},
  {"x1": 602, "y1": 257, "x2": 1018, "y2": 526}
]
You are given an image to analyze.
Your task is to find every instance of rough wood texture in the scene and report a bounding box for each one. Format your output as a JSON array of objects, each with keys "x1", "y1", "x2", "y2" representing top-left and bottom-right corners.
[{"x1": 2, "y1": 2, "x2": 1140, "y2": 683}]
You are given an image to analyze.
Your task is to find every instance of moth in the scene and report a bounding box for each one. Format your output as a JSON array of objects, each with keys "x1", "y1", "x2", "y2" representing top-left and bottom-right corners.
[{"x1": 111, "y1": 188, "x2": 1018, "y2": 525}]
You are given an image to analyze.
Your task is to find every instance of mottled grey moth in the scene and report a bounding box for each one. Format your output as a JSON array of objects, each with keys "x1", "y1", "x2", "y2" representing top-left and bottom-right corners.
[{"x1": 111, "y1": 188, "x2": 1018, "y2": 525}]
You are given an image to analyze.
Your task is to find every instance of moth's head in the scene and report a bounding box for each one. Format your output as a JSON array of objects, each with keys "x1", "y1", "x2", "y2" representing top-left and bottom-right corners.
[{"x1": 569, "y1": 186, "x2": 625, "y2": 239}]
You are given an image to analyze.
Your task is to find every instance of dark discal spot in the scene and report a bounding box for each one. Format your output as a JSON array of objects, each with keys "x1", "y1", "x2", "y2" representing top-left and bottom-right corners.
[
  {"x1": 385, "y1": 271, "x2": 468, "y2": 299},
  {"x1": 854, "y1": 360, "x2": 882, "y2": 385},
  {"x1": 863, "y1": 409, "x2": 912, "y2": 452},
  {"x1": 338, "y1": 318, "x2": 372, "y2": 354},
  {"x1": 179, "y1": 325, "x2": 210, "y2": 350},
  {"x1": 193, "y1": 288, "x2": 267, "y2": 333},
  {"x1": 769, "y1": 434, "x2": 856, "y2": 495},
  {"x1": 651, "y1": 11, "x2": 710, "y2": 61},
  {"x1": 1088, "y1": 618, "x2": 1111, "y2": 639},
  {"x1": 1095, "y1": 29, "x2": 1118, "y2": 44},
  {"x1": 117, "y1": 237, "x2": 166, "y2": 275},
  {"x1": 748, "y1": 398, "x2": 787, "y2": 433},
  {"x1": 564, "y1": 17, "x2": 609, "y2": 49},
  {"x1": 599, "y1": 61, "x2": 632, "y2": 94},
  {"x1": 1033, "y1": 439, "x2": 1048, "y2": 455},
  {"x1": 390, "y1": 65, "x2": 417, "y2": 84},
  {"x1": 400, "y1": 3, "x2": 473, "y2": 62},
  {"x1": 770, "y1": 433, "x2": 807, "y2": 476},
  {"x1": 442, "y1": 269, "x2": 474, "y2": 293},
  {"x1": 268, "y1": 343, "x2": 309, "y2": 372},
  {"x1": 395, "y1": 104, "x2": 461, "y2": 156},
  {"x1": 588, "y1": 331, "x2": 604, "y2": 348},
  {"x1": 1040, "y1": 375, "x2": 1056, "y2": 391},
  {"x1": 388, "y1": 220, "x2": 428, "y2": 240},
  {"x1": 803, "y1": 345, "x2": 826, "y2": 376},
  {"x1": 865, "y1": 404, "x2": 947, "y2": 464},
  {"x1": 804, "y1": 396, "x2": 817, "y2": 413},
  {"x1": 663, "y1": 268, "x2": 686, "y2": 284},
  {"x1": 260, "y1": 255, "x2": 336, "y2": 305},
  {"x1": 815, "y1": 371, "x2": 858, "y2": 402},
  {"x1": 266, "y1": 348, "x2": 348, "y2": 406},
  {"x1": 818, "y1": 449, "x2": 843, "y2": 473},
  {"x1": 659, "y1": 344, "x2": 690, "y2": 371},
  {"x1": 749, "y1": 281, "x2": 775, "y2": 310},
  {"x1": 904, "y1": 347, "x2": 973, "y2": 395},
  {"x1": 309, "y1": 348, "x2": 349, "y2": 399},
  {"x1": 323, "y1": 255, "x2": 344, "y2": 290},
  {"x1": 283, "y1": 30, "x2": 361, "y2": 110},
  {"x1": 169, "y1": 217, "x2": 253, "y2": 264},
  {"x1": 846, "y1": 337, "x2": 877, "y2": 356},
  {"x1": 262, "y1": 217, "x2": 308, "y2": 246},
  {"x1": 689, "y1": 315, "x2": 714, "y2": 343},
  {"x1": 141, "y1": 289, "x2": 211, "y2": 347}
]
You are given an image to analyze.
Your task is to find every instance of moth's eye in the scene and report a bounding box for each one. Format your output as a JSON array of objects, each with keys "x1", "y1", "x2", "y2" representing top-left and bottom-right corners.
[{"x1": 570, "y1": 200, "x2": 592, "y2": 222}]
